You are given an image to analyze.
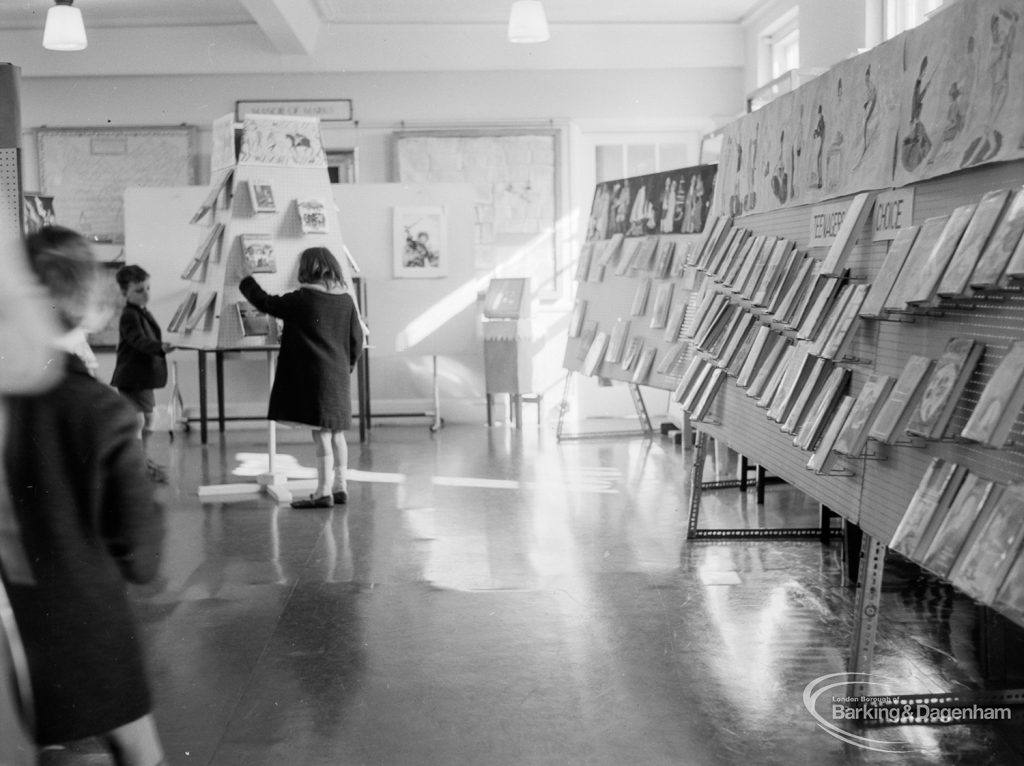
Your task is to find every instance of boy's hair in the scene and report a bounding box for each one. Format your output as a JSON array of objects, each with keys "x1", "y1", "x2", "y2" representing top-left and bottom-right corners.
[
  {"x1": 24, "y1": 225, "x2": 97, "y2": 331},
  {"x1": 297, "y1": 247, "x2": 346, "y2": 288},
  {"x1": 116, "y1": 264, "x2": 150, "y2": 292}
]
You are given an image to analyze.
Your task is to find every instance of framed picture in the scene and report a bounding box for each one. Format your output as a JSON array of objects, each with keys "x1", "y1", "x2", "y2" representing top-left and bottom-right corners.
[
  {"x1": 22, "y1": 192, "x2": 56, "y2": 235},
  {"x1": 86, "y1": 261, "x2": 126, "y2": 350},
  {"x1": 393, "y1": 206, "x2": 448, "y2": 278}
]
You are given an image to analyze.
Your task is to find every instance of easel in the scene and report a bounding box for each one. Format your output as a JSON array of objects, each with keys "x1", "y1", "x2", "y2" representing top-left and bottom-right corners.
[{"x1": 555, "y1": 371, "x2": 654, "y2": 441}]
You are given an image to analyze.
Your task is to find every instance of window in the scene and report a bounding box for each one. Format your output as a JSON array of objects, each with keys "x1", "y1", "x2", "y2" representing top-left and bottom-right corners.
[
  {"x1": 770, "y1": 27, "x2": 800, "y2": 80},
  {"x1": 882, "y1": 0, "x2": 945, "y2": 39},
  {"x1": 594, "y1": 142, "x2": 691, "y2": 183}
]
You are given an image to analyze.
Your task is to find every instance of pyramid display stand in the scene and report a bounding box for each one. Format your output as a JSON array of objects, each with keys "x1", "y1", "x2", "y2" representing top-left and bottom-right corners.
[{"x1": 173, "y1": 113, "x2": 358, "y2": 502}]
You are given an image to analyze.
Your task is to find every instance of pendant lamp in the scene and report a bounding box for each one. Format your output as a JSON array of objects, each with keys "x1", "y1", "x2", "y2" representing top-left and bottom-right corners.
[
  {"x1": 508, "y1": 0, "x2": 550, "y2": 44},
  {"x1": 43, "y1": 0, "x2": 88, "y2": 51}
]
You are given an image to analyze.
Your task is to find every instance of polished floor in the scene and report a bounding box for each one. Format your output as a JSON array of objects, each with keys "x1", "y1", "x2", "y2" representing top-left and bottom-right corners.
[{"x1": 78, "y1": 423, "x2": 1024, "y2": 764}]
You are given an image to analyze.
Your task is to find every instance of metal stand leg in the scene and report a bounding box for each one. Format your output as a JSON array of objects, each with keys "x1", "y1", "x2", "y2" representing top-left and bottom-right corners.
[
  {"x1": 216, "y1": 350, "x2": 226, "y2": 434},
  {"x1": 849, "y1": 534, "x2": 886, "y2": 678},
  {"x1": 429, "y1": 355, "x2": 443, "y2": 432},
  {"x1": 686, "y1": 432, "x2": 709, "y2": 539},
  {"x1": 627, "y1": 383, "x2": 653, "y2": 433},
  {"x1": 197, "y1": 349, "x2": 208, "y2": 445}
]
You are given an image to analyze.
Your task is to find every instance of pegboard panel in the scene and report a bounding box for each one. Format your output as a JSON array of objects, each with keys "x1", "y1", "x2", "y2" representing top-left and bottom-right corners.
[
  {"x1": 0, "y1": 148, "x2": 21, "y2": 243},
  {"x1": 690, "y1": 158, "x2": 1024, "y2": 546}
]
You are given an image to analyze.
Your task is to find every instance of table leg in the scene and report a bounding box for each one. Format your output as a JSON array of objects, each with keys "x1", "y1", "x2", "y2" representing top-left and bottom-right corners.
[
  {"x1": 216, "y1": 351, "x2": 226, "y2": 433},
  {"x1": 197, "y1": 350, "x2": 208, "y2": 445}
]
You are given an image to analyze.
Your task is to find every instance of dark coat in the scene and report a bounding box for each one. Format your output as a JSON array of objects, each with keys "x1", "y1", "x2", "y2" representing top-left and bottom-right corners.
[
  {"x1": 2, "y1": 354, "x2": 164, "y2": 745},
  {"x1": 239, "y1": 277, "x2": 364, "y2": 430},
  {"x1": 110, "y1": 302, "x2": 168, "y2": 390}
]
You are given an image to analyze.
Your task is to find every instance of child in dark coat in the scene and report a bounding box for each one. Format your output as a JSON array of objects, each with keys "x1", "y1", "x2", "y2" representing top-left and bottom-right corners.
[{"x1": 1, "y1": 226, "x2": 166, "y2": 766}]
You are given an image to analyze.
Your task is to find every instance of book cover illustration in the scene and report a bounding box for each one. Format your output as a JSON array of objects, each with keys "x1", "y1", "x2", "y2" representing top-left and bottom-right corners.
[
  {"x1": 905, "y1": 203, "x2": 976, "y2": 306},
  {"x1": 833, "y1": 374, "x2": 896, "y2": 456},
  {"x1": 297, "y1": 198, "x2": 329, "y2": 234},
  {"x1": 867, "y1": 354, "x2": 934, "y2": 444},
  {"x1": 582, "y1": 331, "x2": 610, "y2": 377},
  {"x1": 884, "y1": 214, "x2": 950, "y2": 312},
  {"x1": 968, "y1": 187, "x2": 1024, "y2": 289},
  {"x1": 949, "y1": 483, "x2": 1024, "y2": 604},
  {"x1": 649, "y1": 282, "x2": 674, "y2": 329},
  {"x1": 819, "y1": 193, "x2": 874, "y2": 276},
  {"x1": 921, "y1": 474, "x2": 998, "y2": 578},
  {"x1": 905, "y1": 338, "x2": 984, "y2": 440},
  {"x1": 858, "y1": 225, "x2": 920, "y2": 318},
  {"x1": 807, "y1": 396, "x2": 855, "y2": 475},
  {"x1": 247, "y1": 180, "x2": 277, "y2": 214},
  {"x1": 936, "y1": 188, "x2": 1012, "y2": 298},
  {"x1": 631, "y1": 348, "x2": 657, "y2": 385},
  {"x1": 241, "y1": 233, "x2": 277, "y2": 273},
  {"x1": 605, "y1": 319, "x2": 630, "y2": 365},
  {"x1": 889, "y1": 459, "x2": 966, "y2": 560},
  {"x1": 959, "y1": 340, "x2": 1024, "y2": 447}
]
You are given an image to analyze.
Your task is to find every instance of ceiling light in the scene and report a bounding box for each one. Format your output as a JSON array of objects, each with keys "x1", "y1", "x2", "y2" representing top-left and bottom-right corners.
[
  {"x1": 508, "y1": 0, "x2": 550, "y2": 44},
  {"x1": 43, "y1": 0, "x2": 88, "y2": 52}
]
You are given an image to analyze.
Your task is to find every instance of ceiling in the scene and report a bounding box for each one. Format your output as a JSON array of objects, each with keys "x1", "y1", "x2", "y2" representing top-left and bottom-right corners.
[{"x1": 0, "y1": 0, "x2": 768, "y2": 31}]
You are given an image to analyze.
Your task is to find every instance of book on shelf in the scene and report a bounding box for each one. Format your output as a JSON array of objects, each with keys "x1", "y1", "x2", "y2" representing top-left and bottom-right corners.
[
  {"x1": 183, "y1": 291, "x2": 218, "y2": 332},
  {"x1": 762, "y1": 343, "x2": 809, "y2": 414},
  {"x1": 651, "y1": 239, "x2": 676, "y2": 279},
  {"x1": 605, "y1": 318, "x2": 630, "y2": 365},
  {"x1": 752, "y1": 239, "x2": 795, "y2": 307},
  {"x1": 905, "y1": 337, "x2": 984, "y2": 440},
  {"x1": 969, "y1": 187, "x2": 1024, "y2": 290},
  {"x1": 614, "y1": 238, "x2": 643, "y2": 276},
  {"x1": 663, "y1": 302, "x2": 688, "y2": 343},
  {"x1": 574, "y1": 243, "x2": 594, "y2": 282},
  {"x1": 958, "y1": 339, "x2": 1024, "y2": 448},
  {"x1": 672, "y1": 356, "x2": 707, "y2": 403},
  {"x1": 935, "y1": 188, "x2": 1013, "y2": 298},
  {"x1": 181, "y1": 223, "x2": 225, "y2": 280},
  {"x1": 297, "y1": 198, "x2": 328, "y2": 234},
  {"x1": 568, "y1": 300, "x2": 587, "y2": 338},
  {"x1": 807, "y1": 395, "x2": 855, "y2": 474},
  {"x1": 889, "y1": 459, "x2": 968, "y2": 561},
  {"x1": 695, "y1": 299, "x2": 737, "y2": 352},
  {"x1": 704, "y1": 305, "x2": 745, "y2": 360},
  {"x1": 904, "y1": 204, "x2": 977, "y2": 306},
  {"x1": 629, "y1": 235, "x2": 660, "y2": 274},
  {"x1": 948, "y1": 483, "x2": 1024, "y2": 604},
  {"x1": 796, "y1": 276, "x2": 844, "y2": 341},
  {"x1": 717, "y1": 312, "x2": 756, "y2": 370},
  {"x1": 884, "y1": 215, "x2": 950, "y2": 313},
  {"x1": 691, "y1": 215, "x2": 731, "y2": 267},
  {"x1": 747, "y1": 340, "x2": 791, "y2": 400},
  {"x1": 819, "y1": 192, "x2": 874, "y2": 276},
  {"x1": 1000, "y1": 207, "x2": 1024, "y2": 284},
  {"x1": 648, "y1": 282, "x2": 674, "y2": 329},
  {"x1": 631, "y1": 348, "x2": 657, "y2": 385},
  {"x1": 691, "y1": 367, "x2": 726, "y2": 422},
  {"x1": 596, "y1": 232, "x2": 625, "y2": 269},
  {"x1": 575, "y1": 320, "x2": 598, "y2": 362},
  {"x1": 689, "y1": 292, "x2": 728, "y2": 344},
  {"x1": 992, "y1": 528, "x2": 1024, "y2": 626},
  {"x1": 586, "y1": 254, "x2": 606, "y2": 283},
  {"x1": 787, "y1": 269, "x2": 831, "y2": 332},
  {"x1": 867, "y1": 354, "x2": 935, "y2": 444},
  {"x1": 680, "y1": 359, "x2": 715, "y2": 413},
  {"x1": 722, "y1": 235, "x2": 761, "y2": 289},
  {"x1": 833, "y1": 373, "x2": 896, "y2": 457},
  {"x1": 709, "y1": 228, "x2": 750, "y2": 278},
  {"x1": 180, "y1": 254, "x2": 208, "y2": 282},
  {"x1": 806, "y1": 283, "x2": 855, "y2": 355},
  {"x1": 620, "y1": 337, "x2": 644, "y2": 371},
  {"x1": 781, "y1": 357, "x2": 831, "y2": 435},
  {"x1": 241, "y1": 233, "x2": 277, "y2": 273},
  {"x1": 235, "y1": 300, "x2": 274, "y2": 337},
  {"x1": 656, "y1": 343, "x2": 689, "y2": 376},
  {"x1": 725, "y1": 319, "x2": 761, "y2": 378},
  {"x1": 167, "y1": 292, "x2": 198, "y2": 333},
  {"x1": 738, "y1": 236, "x2": 777, "y2": 300},
  {"x1": 772, "y1": 256, "x2": 818, "y2": 324},
  {"x1": 670, "y1": 240, "x2": 694, "y2": 279},
  {"x1": 920, "y1": 473, "x2": 999, "y2": 578},
  {"x1": 794, "y1": 366, "x2": 851, "y2": 451},
  {"x1": 684, "y1": 288, "x2": 718, "y2": 339},
  {"x1": 736, "y1": 326, "x2": 775, "y2": 389},
  {"x1": 819, "y1": 283, "x2": 869, "y2": 360},
  {"x1": 581, "y1": 331, "x2": 610, "y2": 377},
  {"x1": 698, "y1": 223, "x2": 739, "y2": 272},
  {"x1": 247, "y1": 179, "x2": 277, "y2": 214},
  {"x1": 483, "y1": 278, "x2": 529, "y2": 319},
  {"x1": 630, "y1": 278, "x2": 652, "y2": 316},
  {"x1": 189, "y1": 169, "x2": 233, "y2": 224},
  {"x1": 857, "y1": 225, "x2": 920, "y2": 318}
]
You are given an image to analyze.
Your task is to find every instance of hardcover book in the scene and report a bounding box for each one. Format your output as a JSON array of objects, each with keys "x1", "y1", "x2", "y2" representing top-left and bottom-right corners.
[
  {"x1": 890, "y1": 459, "x2": 967, "y2": 561},
  {"x1": 725, "y1": 320, "x2": 761, "y2": 378},
  {"x1": 736, "y1": 326, "x2": 775, "y2": 389},
  {"x1": 723, "y1": 235, "x2": 761, "y2": 289},
  {"x1": 747, "y1": 340, "x2": 791, "y2": 400},
  {"x1": 663, "y1": 303, "x2": 688, "y2": 343},
  {"x1": 605, "y1": 318, "x2": 630, "y2": 365},
  {"x1": 819, "y1": 283, "x2": 869, "y2": 360},
  {"x1": 709, "y1": 228, "x2": 750, "y2": 278},
  {"x1": 247, "y1": 179, "x2": 277, "y2": 214},
  {"x1": 794, "y1": 366, "x2": 851, "y2": 451},
  {"x1": 575, "y1": 243, "x2": 594, "y2": 282},
  {"x1": 807, "y1": 395, "x2": 855, "y2": 475},
  {"x1": 235, "y1": 300, "x2": 273, "y2": 337},
  {"x1": 630, "y1": 235, "x2": 660, "y2": 274},
  {"x1": 575, "y1": 320, "x2": 598, "y2": 362},
  {"x1": 656, "y1": 343, "x2": 689, "y2": 376},
  {"x1": 691, "y1": 367, "x2": 726, "y2": 421},
  {"x1": 184, "y1": 291, "x2": 218, "y2": 332},
  {"x1": 807, "y1": 283, "x2": 855, "y2": 356},
  {"x1": 167, "y1": 292, "x2": 198, "y2": 333},
  {"x1": 867, "y1": 354, "x2": 934, "y2": 444},
  {"x1": 935, "y1": 188, "x2": 1013, "y2": 298},
  {"x1": 969, "y1": 187, "x2": 1024, "y2": 290},
  {"x1": 905, "y1": 204, "x2": 976, "y2": 306},
  {"x1": 631, "y1": 348, "x2": 657, "y2": 385},
  {"x1": 673, "y1": 356, "x2": 707, "y2": 403},
  {"x1": 649, "y1": 282, "x2": 674, "y2": 329},
  {"x1": 959, "y1": 340, "x2": 1024, "y2": 447},
  {"x1": 241, "y1": 233, "x2": 277, "y2": 273},
  {"x1": 189, "y1": 169, "x2": 233, "y2": 224},
  {"x1": 920, "y1": 474, "x2": 998, "y2": 578},
  {"x1": 596, "y1": 232, "x2": 625, "y2": 269},
  {"x1": 752, "y1": 239, "x2": 795, "y2": 307},
  {"x1": 781, "y1": 357, "x2": 831, "y2": 435},
  {"x1": 884, "y1": 215, "x2": 950, "y2": 312},
  {"x1": 858, "y1": 225, "x2": 920, "y2": 318},
  {"x1": 620, "y1": 337, "x2": 644, "y2": 371},
  {"x1": 787, "y1": 270, "x2": 830, "y2": 332},
  {"x1": 581, "y1": 331, "x2": 610, "y2": 377},
  {"x1": 772, "y1": 256, "x2": 818, "y2": 324},
  {"x1": 679, "y1": 360, "x2": 714, "y2": 412},
  {"x1": 297, "y1": 198, "x2": 328, "y2": 234},
  {"x1": 948, "y1": 483, "x2": 1024, "y2": 604},
  {"x1": 705, "y1": 307, "x2": 745, "y2": 360},
  {"x1": 832, "y1": 374, "x2": 896, "y2": 456},
  {"x1": 796, "y1": 276, "x2": 843, "y2": 342},
  {"x1": 568, "y1": 300, "x2": 587, "y2": 338},
  {"x1": 691, "y1": 215, "x2": 731, "y2": 268},
  {"x1": 630, "y1": 278, "x2": 652, "y2": 316},
  {"x1": 819, "y1": 192, "x2": 874, "y2": 276},
  {"x1": 652, "y1": 239, "x2": 676, "y2": 279},
  {"x1": 765, "y1": 246, "x2": 804, "y2": 315},
  {"x1": 738, "y1": 236, "x2": 777, "y2": 300},
  {"x1": 905, "y1": 338, "x2": 984, "y2": 440},
  {"x1": 993, "y1": 534, "x2": 1024, "y2": 626},
  {"x1": 760, "y1": 344, "x2": 806, "y2": 413},
  {"x1": 717, "y1": 313, "x2": 755, "y2": 369}
]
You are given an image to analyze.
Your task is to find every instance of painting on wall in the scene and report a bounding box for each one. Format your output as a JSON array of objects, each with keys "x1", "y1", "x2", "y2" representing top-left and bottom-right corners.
[
  {"x1": 394, "y1": 206, "x2": 448, "y2": 278},
  {"x1": 237, "y1": 114, "x2": 326, "y2": 168}
]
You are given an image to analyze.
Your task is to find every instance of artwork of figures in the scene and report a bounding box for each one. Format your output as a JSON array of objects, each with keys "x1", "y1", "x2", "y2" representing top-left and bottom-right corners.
[
  {"x1": 586, "y1": 164, "x2": 717, "y2": 241},
  {"x1": 712, "y1": 0, "x2": 1024, "y2": 216},
  {"x1": 394, "y1": 206, "x2": 447, "y2": 277},
  {"x1": 238, "y1": 114, "x2": 327, "y2": 167}
]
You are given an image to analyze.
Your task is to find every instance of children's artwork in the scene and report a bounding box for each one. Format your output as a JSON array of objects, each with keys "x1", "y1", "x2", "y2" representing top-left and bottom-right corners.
[
  {"x1": 297, "y1": 198, "x2": 328, "y2": 234},
  {"x1": 394, "y1": 206, "x2": 447, "y2": 277},
  {"x1": 241, "y1": 233, "x2": 277, "y2": 273},
  {"x1": 237, "y1": 114, "x2": 326, "y2": 167},
  {"x1": 247, "y1": 180, "x2": 276, "y2": 214}
]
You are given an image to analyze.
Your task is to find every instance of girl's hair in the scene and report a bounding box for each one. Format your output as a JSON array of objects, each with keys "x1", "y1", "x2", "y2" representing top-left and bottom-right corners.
[
  {"x1": 24, "y1": 225, "x2": 98, "y2": 330},
  {"x1": 115, "y1": 263, "x2": 150, "y2": 292},
  {"x1": 297, "y1": 247, "x2": 346, "y2": 288}
]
